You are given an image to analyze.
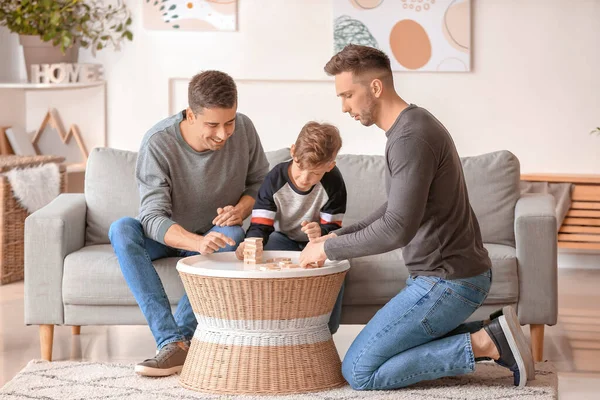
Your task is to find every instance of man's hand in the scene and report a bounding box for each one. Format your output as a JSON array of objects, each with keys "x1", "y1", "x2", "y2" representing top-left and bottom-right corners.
[
  {"x1": 311, "y1": 232, "x2": 337, "y2": 244},
  {"x1": 301, "y1": 221, "x2": 321, "y2": 242},
  {"x1": 212, "y1": 205, "x2": 243, "y2": 227},
  {"x1": 235, "y1": 241, "x2": 246, "y2": 260},
  {"x1": 198, "y1": 231, "x2": 235, "y2": 255},
  {"x1": 299, "y1": 240, "x2": 327, "y2": 267}
]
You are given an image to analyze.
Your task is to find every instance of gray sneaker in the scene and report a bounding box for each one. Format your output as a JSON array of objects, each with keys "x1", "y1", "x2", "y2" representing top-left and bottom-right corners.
[{"x1": 134, "y1": 341, "x2": 189, "y2": 377}]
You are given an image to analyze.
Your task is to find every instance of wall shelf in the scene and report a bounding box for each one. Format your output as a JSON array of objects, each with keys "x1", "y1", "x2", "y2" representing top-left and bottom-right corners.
[
  {"x1": 0, "y1": 81, "x2": 106, "y2": 193},
  {"x1": 0, "y1": 81, "x2": 105, "y2": 90}
]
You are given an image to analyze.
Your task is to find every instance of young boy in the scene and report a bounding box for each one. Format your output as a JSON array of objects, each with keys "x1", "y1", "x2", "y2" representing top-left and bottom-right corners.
[{"x1": 236, "y1": 121, "x2": 347, "y2": 333}]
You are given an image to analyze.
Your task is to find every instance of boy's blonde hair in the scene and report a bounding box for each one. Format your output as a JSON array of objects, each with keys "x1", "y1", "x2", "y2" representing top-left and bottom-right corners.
[{"x1": 294, "y1": 122, "x2": 342, "y2": 169}]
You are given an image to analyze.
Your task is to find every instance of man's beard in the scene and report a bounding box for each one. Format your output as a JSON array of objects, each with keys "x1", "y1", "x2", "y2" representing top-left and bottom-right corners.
[{"x1": 360, "y1": 95, "x2": 377, "y2": 126}]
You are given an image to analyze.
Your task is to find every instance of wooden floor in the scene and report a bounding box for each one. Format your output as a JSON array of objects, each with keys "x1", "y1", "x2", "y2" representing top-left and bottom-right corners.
[{"x1": 1, "y1": 269, "x2": 600, "y2": 398}]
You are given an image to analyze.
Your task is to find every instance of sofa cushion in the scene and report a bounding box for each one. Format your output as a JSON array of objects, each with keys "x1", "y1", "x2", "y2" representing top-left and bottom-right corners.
[
  {"x1": 343, "y1": 243, "x2": 518, "y2": 306},
  {"x1": 335, "y1": 154, "x2": 388, "y2": 226},
  {"x1": 64, "y1": 243, "x2": 517, "y2": 308},
  {"x1": 335, "y1": 151, "x2": 520, "y2": 246},
  {"x1": 63, "y1": 245, "x2": 184, "y2": 306},
  {"x1": 85, "y1": 148, "x2": 139, "y2": 245},
  {"x1": 266, "y1": 147, "x2": 291, "y2": 168},
  {"x1": 85, "y1": 147, "x2": 293, "y2": 246},
  {"x1": 461, "y1": 150, "x2": 520, "y2": 247}
]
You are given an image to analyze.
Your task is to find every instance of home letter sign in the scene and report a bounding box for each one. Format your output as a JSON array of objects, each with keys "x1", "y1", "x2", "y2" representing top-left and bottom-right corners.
[{"x1": 30, "y1": 63, "x2": 104, "y2": 84}]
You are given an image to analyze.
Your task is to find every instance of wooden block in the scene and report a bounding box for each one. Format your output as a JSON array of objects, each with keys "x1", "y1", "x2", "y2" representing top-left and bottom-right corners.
[
  {"x1": 302, "y1": 262, "x2": 320, "y2": 269},
  {"x1": 259, "y1": 263, "x2": 280, "y2": 271}
]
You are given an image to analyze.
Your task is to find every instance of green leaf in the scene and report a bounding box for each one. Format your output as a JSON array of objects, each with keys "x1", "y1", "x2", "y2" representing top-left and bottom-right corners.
[
  {"x1": 126, "y1": 17, "x2": 132, "y2": 25},
  {"x1": 169, "y1": 4, "x2": 176, "y2": 10},
  {"x1": 124, "y1": 31, "x2": 133, "y2": 41},
  {"x1": 50, "y1": 12, "x2": 60, "y2": 25},
  {"x1": 97, "y1": 42, "x2": 103, "y2": 50},
  {"x1": 171, "y1": 15, "x2": 178, "y2": 19},
  {"x1": 62, "y1": 35, "x2": 72, "y2": 49},
  {"x1": 172, "y1": 25, "x2": 180, "y2": 29},
  {"x1": 101, "y1": 35, "x2": 109, "y2": 40}
]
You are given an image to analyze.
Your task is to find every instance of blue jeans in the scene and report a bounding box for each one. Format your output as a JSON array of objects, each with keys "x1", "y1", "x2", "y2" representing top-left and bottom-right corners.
[
  {"x1": 108, "y1": 217, "x2": 245, "y2": 350},
  {"x1": 342, "y1": 269, "x2": 492, "y2": 390},
  {"x1": 264, "y1": 231, "x2": 345, "y2": 335}
]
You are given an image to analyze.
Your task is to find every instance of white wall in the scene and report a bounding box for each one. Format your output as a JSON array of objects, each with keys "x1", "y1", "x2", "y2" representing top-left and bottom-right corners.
[
  {"x1": 2, "y1": 0, "x2": 599, "y2": 173},
  {"x1": 76, "y1": 0, "x2": 600, "y2": 174}
]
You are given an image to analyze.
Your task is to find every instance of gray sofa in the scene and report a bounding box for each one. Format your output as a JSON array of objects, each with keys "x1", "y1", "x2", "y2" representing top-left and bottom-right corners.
[{"x1": 25, "y1": 147, "x2": 557, "y2": 362}]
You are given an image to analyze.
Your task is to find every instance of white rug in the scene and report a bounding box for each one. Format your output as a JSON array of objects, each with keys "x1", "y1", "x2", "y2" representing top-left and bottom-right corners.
[{"x1": 0, "y1": 360, "x2": 556, "y2": 399}]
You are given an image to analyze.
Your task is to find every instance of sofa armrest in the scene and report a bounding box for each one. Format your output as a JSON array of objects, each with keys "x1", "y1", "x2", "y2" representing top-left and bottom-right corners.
[
  {"x1": 514, "y1": 193, "x2": 558, "y2": 326},
  {"x1": 24, "y1": 194, "x2": 87, "y2": 325}
]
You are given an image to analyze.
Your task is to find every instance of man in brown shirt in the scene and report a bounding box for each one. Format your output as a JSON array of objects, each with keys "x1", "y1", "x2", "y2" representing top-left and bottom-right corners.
[{"x1": 300, "y1": 45, "x2": 535, "y2": 389}]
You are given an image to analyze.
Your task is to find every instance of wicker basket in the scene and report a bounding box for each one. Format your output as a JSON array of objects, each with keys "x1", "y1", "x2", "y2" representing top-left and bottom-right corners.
[
  {"x1": 0, "y1": 155, "x2": 66, "y2": 285},
  {"x1": 177, "y1": 252, "x2": 349, "y2": 395}
]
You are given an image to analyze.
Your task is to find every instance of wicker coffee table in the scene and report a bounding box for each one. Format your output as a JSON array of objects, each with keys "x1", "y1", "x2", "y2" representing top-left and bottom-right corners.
[{"x1": 176, "y1": 251, "x2": 349, "y2": 395}]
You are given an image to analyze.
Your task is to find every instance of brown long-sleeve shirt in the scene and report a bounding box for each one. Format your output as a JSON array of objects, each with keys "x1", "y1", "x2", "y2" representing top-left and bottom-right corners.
[{"x1": 324, "y1": 105, "x2": 491, "y2": 279}]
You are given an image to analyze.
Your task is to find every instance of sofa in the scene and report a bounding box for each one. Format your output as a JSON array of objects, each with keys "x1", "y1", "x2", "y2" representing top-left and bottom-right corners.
[{"x1": 25, "y1": 147, "x2": 558, "y2": 362}]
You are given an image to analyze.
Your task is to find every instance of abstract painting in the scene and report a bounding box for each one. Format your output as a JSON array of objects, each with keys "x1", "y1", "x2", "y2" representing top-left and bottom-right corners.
[
  {"x1": 143, "y1": 0, "x2": 237, "y2": 31},
  {"x1": 333, "y1": 0, "x2": 471, "y2": 72}
]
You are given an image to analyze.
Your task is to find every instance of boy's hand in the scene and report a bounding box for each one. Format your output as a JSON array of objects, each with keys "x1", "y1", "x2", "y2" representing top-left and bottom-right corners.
[
  {"x1": 235, "y1": 241, "x2": 246, "y2": 261},
  {"x1": 311, "y1": 232, "x2": 337, "y2": 244},
  {"x1": 198, "y1": 232, "x2": 235, "y2": 255},
  {"x1": 213, "y1": 205, "x2": 243, "y2": 227},
  {"x1": 301, "y1": 221, "x2": 321, "y2": 242}
]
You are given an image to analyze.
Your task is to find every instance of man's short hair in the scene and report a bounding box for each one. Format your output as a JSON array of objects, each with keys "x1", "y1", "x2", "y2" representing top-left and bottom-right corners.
[
  {"x1": 294, "y1": 122, "x2": 342, "y2": 169},
  {"x1": 324, "y1": 44, "x2": 392, "y2": 83},
  {"x1": 188, "y1": 70, "x2": 237, "y2": 113}
]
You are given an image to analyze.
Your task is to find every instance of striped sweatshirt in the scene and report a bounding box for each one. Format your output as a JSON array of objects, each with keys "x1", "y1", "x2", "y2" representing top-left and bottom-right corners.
[{"x1": 246, "y1": 161, "x2": 347, "y2": 244}]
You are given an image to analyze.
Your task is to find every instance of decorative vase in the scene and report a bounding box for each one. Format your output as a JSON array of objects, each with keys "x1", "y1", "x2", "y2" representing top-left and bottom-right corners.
[{"x1": 19, "y1": 35, "x2": 79, "y2": 82}]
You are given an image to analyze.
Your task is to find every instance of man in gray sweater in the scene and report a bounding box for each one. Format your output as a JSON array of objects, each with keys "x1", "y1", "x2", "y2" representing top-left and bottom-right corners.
[
  {"x1": 109, "y1": 71, "x2": 269, "y2": 377},
  {"x1": 300, "y1": 45, "x2": 535, "y2": 388}
]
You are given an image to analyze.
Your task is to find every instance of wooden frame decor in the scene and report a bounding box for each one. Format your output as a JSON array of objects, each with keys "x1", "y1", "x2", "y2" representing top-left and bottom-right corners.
[
  {"x1": 32, "y1": 109, "x2": 89, "y2": 163},
  {"x1": 0, "y1": 127, "x2": 15, "y2": 155},
  {"x1": 2, "y1": 127, "x2": 37, "y2": 156}
]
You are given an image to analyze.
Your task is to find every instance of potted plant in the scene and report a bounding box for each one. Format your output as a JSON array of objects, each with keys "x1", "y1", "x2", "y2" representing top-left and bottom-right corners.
[{"x1": 0, "y1": 0, "x2": 133, "y2": 81}]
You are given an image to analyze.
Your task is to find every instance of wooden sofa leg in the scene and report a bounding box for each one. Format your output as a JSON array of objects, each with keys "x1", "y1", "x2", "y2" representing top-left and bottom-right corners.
[
  {"x1": 40, "y1": 325, "x2": 54, "y2": 361},
  {"x1": 530, "y1": 324, "x2": 544, "y2": 362},
  {"x1": 72, "y1": 326, "x2": 81, "y2": 335}
]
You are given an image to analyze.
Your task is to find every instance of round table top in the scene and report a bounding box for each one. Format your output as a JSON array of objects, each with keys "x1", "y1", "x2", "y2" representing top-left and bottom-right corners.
[{"x1": 176, "y1": 251, "x2": 350, "y2": 279}]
